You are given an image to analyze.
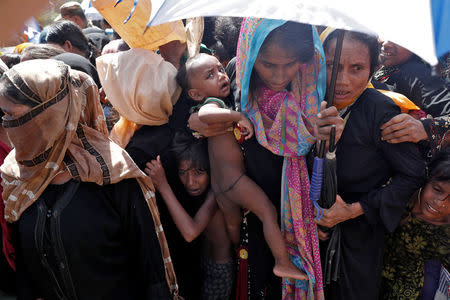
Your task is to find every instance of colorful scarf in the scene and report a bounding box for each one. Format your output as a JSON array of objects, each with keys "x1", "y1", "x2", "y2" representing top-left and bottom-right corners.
[
  {"x1": 0, "y1": 59, "x2": 180, "y2": 298},
  {"x1": 237, "y1": 18, "x2": 326, "y2": 300}
]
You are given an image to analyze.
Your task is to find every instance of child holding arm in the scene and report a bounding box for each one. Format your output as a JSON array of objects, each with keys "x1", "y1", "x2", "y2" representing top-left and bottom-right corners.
[{"x1": 145, "y1": 132, "x2": 234, "y2": 299}]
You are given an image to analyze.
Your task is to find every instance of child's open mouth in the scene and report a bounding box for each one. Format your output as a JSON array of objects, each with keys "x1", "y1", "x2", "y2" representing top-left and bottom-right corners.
[{"x1": 220, "y1": 81, "x2": 230, "y2": 93}]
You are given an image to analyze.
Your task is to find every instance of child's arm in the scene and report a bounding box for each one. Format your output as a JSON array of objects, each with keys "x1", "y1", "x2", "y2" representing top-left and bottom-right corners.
[
  {"x1": 145, "y1": 156, "x2": 218, "y2": 242},
  {"x1": 198, "y1": 103, "x2": 254, "y2": 139},
  {"x1": 198, "y1": 102, "x2": 244, "y2": 124}
]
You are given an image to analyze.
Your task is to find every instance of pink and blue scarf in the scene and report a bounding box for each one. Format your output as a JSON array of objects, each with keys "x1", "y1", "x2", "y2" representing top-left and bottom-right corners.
[{"x1": 236, "y1": 18, "x2": 326, "y2": 300}]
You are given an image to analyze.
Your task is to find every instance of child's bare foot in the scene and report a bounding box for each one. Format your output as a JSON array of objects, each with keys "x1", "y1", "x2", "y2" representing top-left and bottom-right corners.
[{"x1": 273, "y1": 261, "x2": 308, "y2": 280}]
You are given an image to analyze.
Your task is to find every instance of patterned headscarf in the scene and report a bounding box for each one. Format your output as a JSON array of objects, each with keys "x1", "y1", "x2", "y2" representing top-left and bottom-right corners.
[
  {"x1": 236, "y1": 18, "x2": 325, "y2": 299},
  {"x1": 0, "y1": 59, "x2": 180, "y2": 298}
]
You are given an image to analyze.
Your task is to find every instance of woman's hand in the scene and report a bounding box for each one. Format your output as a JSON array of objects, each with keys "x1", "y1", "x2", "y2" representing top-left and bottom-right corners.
[
  {"x1": 237, "y1": 115, "x2": 254, "y2": 140},
  {"x1": 317, "y1": 227, "x2": 330, "y2": 241},
  {"x1": 315, "y1": 195, "x2": 362, "y2": 228},
  {"x1": 314, "y1": 101, "x2": 344, "y2": 143},
  {"x1": 380, "y1": 113, "x2": 428, "y2": 143},
  {"x1": 188, "y1": 113, "x2": 233, "y2": 137},
  {"x1": 145, "y1": 155, "x2": 169, "y2": 190},
  {"x1": 159, "y1": 40, "x2": 186, "y2": 70}
]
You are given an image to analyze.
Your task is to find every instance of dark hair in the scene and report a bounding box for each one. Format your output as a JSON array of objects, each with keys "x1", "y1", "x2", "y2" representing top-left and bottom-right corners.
[
  {"x1": 62, "y1": 8, "x2": 87, "y2": 22},
  {"x1": 0, "y1": 75, "x2": 39, "y2": 108},
  {"x1": 323, "y1": 30, "x2": 380, "y2": 78},
  {"x1": 176, "y1": 61, "x2": 190, "y2": 91},
  {"x1": 46, "y1": 20, "x2": 98, "y2": 65},
  {"x1": 210, "y1": 40, "x2": 229, "y2": 64},
  {"x1": 21, "y1": 44, "x2": 65, "y2": 61},
  {"x1": 0, "y1": 54, "x2": 21, "y2": 69},
  {"x1": 260, "y1": 21, "x2": 314, "y2": 63},
  {"x1": 428, "y1": 149, "x2": 450, "y2": 182},
  {"x1": 211, "y1": 17, "x2": 243, "y2": 62},
  {"x1": 202, "y1": 17, "x2": 218, "y2": 48},
  {"x1": 171, "y1": 131, "x2": 210, "y2": 172}
]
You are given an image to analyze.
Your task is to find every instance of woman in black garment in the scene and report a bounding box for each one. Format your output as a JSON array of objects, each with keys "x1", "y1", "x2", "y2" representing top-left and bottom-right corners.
[
  {"x1": 188, "y1": 19, "x2": 344, "y2": 299},
  {"x1": 315, "y1": 29, "x2": 426, "y2": 300},
  {"x1": 96, "y1": 43, "x2": 210, "y2": 298},
  {"x1": 0, "y1": 59, "x2": 178, "y2": 299}
]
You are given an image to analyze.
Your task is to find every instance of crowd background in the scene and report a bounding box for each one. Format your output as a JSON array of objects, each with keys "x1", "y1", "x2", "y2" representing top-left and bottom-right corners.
[{"x1": 0, "y1": 1, "x2": 449, "y2": 300}]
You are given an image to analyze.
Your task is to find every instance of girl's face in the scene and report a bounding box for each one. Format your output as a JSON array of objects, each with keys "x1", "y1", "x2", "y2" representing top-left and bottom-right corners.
[
  {"x1": 253, "y1": 44, "x2": 301, "y2": 92},
  {"x1": 178, "y1": 160, "x2": 210, "y2": 197},
  {"x1": 325, "y1": 37, "x2": 371, "y2": 108},
  {"x1": 418, "y1": 179, "x2": 450, "y2": 223}
]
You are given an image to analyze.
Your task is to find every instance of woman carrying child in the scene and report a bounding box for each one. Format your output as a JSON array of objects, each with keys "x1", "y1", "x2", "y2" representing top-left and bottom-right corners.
[
  {"x1": 188, "y1": 18, "x2": 343, "y2": 299},
  {"x1": 176, "y1": 51, "x2": 308, "y2": 282}
]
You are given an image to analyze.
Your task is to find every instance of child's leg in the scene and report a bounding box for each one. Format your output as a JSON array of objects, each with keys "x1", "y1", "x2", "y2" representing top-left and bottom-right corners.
[
  {"x1": 223, "y1": 174, "x2": 308, "y2": 280},
  {"x1": 211, "y1": 178, "x2": 242, "y2": 245}
]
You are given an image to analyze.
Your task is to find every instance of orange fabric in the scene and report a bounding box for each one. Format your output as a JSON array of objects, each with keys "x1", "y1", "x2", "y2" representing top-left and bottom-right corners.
[{"x1": 367, "y1": 82, "x2": 420, "y2": 113}]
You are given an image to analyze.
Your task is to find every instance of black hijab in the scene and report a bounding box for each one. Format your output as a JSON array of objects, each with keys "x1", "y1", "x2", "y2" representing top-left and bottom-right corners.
[{"x1": 52, "y1": 52, "x2": 101, "y2": 88}]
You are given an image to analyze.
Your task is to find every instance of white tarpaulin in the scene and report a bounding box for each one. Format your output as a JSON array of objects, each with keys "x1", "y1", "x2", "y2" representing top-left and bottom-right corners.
[{"x1": 145, "y1": 0, "x2": 438, "y2": 65}]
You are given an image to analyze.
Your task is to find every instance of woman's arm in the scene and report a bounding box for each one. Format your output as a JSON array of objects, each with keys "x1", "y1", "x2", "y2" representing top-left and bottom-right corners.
[
  {"x1": 145, "y1": 157, "x2": 218, "y2": 242},
  {"x1": 315, "y1": 195, "x2": 364, "y2": 228},
  {"x1": 198, "y1": 103, "x2": 254, "y2": 138},
  {"x1": 380, "y1": 113, "x2": 428, "y2": 143}
]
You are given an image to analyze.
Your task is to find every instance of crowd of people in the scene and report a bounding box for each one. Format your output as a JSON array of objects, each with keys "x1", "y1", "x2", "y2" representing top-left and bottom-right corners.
[{"x1": 0, "y1": 2, "x2": 448, "y2": 300}]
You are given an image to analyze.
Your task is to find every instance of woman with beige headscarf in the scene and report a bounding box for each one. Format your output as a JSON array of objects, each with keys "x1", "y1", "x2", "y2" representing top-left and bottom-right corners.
[
  {"x1": 0, "y1": 59, "x2": 180, "y2": 299},
  {"x1": 95, "y1": 32, "x2": 208, "y2": 298}
]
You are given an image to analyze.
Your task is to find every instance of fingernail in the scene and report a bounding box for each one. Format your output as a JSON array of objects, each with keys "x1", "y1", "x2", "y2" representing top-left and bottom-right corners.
[{"x1": 317, "y1": 113, "x2": 322, "y2": 118}]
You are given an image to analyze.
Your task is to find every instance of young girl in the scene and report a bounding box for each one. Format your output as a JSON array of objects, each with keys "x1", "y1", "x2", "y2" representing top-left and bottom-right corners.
[
  {"x1": 175, "y1": 53, "x2": 307, "y2": 280},
  {"x1": 145, "y1": 131, "x2": 234, "y2": 299}
]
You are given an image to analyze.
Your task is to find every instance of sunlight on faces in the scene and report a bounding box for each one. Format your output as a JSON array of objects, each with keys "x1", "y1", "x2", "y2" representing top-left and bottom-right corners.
[
  {"x1": 187, "y1": 54, "x2": 230, "y2": 102},
  {"x1": 419, "y1": 180, "x2": 450, "y2": 223},
  {"x1": 253, "y1": 44, "x2": 301, "y2": 92},
  {"x1": 178, "y1": 160, "x2": 210, "y2": 197},
  {"x1": 325, "y1": 37, "x2": 371, "y2": 108},
  {"x1": 380, "y1": 41, "x2": 413, "y2": 67}
]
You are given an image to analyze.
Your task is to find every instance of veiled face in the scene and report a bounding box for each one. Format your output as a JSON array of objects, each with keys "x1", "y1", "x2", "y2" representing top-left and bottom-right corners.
[
  {"x1": 253, "y1": 44, "x2": 301, "y2": 92},
  {"x1": 0, "y1": 95, "x2": 31, "y2": 121}
]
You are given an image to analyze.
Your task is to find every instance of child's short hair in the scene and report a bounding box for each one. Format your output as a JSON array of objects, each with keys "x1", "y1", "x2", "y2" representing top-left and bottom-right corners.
[
  {"x1": 428, "y1": 148, "x2": 450, "y2": 182},
  {"x1": 176, "y1": 53, "x2": 212, "y2": 91},
  {"x1": 171, "y1": 130, "x2": 210, "y2": 172}
]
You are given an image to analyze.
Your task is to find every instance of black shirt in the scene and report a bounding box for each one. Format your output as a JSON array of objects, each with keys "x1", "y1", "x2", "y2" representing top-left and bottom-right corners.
[{"x1": 15, "y1": 179, "x2": 170, "y2": 300}]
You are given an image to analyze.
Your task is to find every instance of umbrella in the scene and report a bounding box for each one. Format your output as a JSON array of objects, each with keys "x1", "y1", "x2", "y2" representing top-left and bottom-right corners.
[
  {"x1": 125, "y1": 0, "x2": 449, "y2": 64},
  {"x1": 309, "y1": 29, "x2": 344, "y2": 221},
  {"x1": 319, "y1": 125, "x2": 342, "y2": 285},
  {"x1": 319, "y1": 125, "x2": 337, "y2": 211}
]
